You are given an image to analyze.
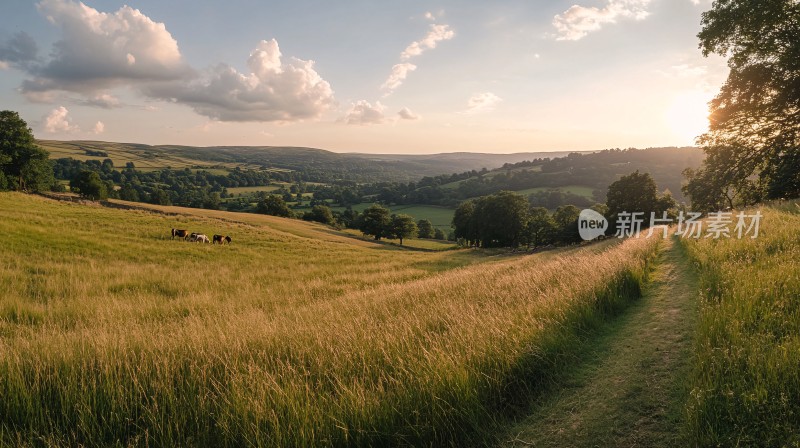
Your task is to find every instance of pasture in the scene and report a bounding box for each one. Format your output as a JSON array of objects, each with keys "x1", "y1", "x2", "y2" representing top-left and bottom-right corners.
[{"x1": 0, "y1": 192, "x2": 657, "y2": 446}]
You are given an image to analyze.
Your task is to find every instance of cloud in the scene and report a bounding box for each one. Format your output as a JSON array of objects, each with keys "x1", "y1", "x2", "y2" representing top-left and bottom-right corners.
[
  {"x1": 400, "y1": 24, "x2": 455, "y2": 60},
  {"x1": 0, "y1": 61, "x2": 8, "y2": 70},
  {"x1": 553, "y1": 0, "x2": 652, "y2": 41},
  {"x1": 381, "y1": 22, "x2": 454, "y2": 94},
  {"x1": 79, "y1": 93, "x2": 122, "y2": 108},
  {"x1": 381, "y1": 63, "x2": 417, "y2": 92},
  {"x1": 398, "y1": 107, "x2": 420, "y2": 120},
  {"x1": 43, "y1": 106, "x2": 79, "y2": 133},
  {"x1": 92, "y1": 120, "x2": 105, "y2": 134},
  {"x1": 342, "y1": 100, "x2": 386, "y2": 125},
  {"x1": 464, "y1": 92, "x2": 502, "y2": 114},
  {"x1": 0, "y1": 32, "x2": 39, "y2": 68},
  {"x1": 20, "y1": 0, "x2": 190, "y2": 99},
  {"x1": 424, "y1": 12, "x2": 435, "y2": 21},
  {"x1": 144, "y1": 39, "x2": 335, "y2": 122}
]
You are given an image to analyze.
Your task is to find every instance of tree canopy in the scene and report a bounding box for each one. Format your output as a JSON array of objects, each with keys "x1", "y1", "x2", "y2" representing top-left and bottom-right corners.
[
  {"x1": 389, "y1": 214, "x2": 418, "y2": 245},
  {"x1": 686, "y1": 0, "x2": 800, "y2": 207},
  {"x1": 0, "y1": 110, "x2": 53, "y2": 192},
  {"x1": 359, "y1": 204, "x2": 391, "y2": 240}
]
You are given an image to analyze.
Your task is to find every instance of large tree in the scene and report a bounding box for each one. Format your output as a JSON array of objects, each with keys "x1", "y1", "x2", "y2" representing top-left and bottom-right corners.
[
  {"x1": 389, "y1": 214, "x2": 418, "y2": 245},
  {"x1": 607, "y1": 171, "x2": 677, "y2": 229},
  {"x1": 0, "y1": 110, "x2": 54, "y2": 192},
  {"x1": 472, "y1": 191, "x2": 529, "y2": 248},
  {"x1": 359, "y1": 204, "x2": 391, "y2": 240},
  {"x1": 686, "y1": 0, "x2": 800, "y2": 206},
  {"x1": 70, "y1": 170, "x2": 108, "y2": 201},
  {"x1": 256, "y1": 194, "x2": 294, "y2": 218}
]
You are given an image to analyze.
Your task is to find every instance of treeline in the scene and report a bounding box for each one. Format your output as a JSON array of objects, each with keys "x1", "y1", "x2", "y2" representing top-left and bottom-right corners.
[
  {"x1": 50, "y1": 157, "x2": 295, "y2": 209},
  {"x1": 452, "y1": 171, "x2": 677, "y2": 248}
]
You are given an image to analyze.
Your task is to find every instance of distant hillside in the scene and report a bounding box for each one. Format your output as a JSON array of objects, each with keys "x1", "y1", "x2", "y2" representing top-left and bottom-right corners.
[
  {"x1": 366, "y1": 147, "x2": 704, "y2": 208},
  {"x1": 39, "y1": 140, "x2": 585, "y2": 183}
]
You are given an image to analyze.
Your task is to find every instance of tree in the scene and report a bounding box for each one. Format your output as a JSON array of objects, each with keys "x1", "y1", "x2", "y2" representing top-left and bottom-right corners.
[
  {"x1": 607, "y1": 171, "x2": 676, "y2": 229},
  {"x1": 433, "y1": 228, "x2": 446, "y2": 240},
  {"x1": 256, "y1": 194, "x2": 294, "y2": 218},
  {"x1": 688, "y1": 0, "x2": 800, "y2": 204},
  {"x1": 389, "y1": 214, "x2": 418, "y2": 245},
  {"x1": 552, "y1": 205, "x2": 581, "y2": 244},
  {"x1": 359, "y1": 204, "x2": 391, "y2": 240},
  {"x1": 119, "y1": 183, "x2": 140, "y2": 202},
  {"x1": 70, "y1": 170, "x2": 108, "y2": 201},
  {"x1": 417, "y1": 219, "x2": 434, "y2": 238},
  {"x1": 303, "y1": 204, "x2": 335, "y2": 225},
  {"x1": 452, "y1": 200, "x2": 477, "y2": 246},
  {"x1": 526, "y1": 207, "x2": 556, "y2": 247},
  {"x1": 472, "y1": 191, "x2": 530, "y2": 248},
  {"x1": 0, "y1": 110, "x2": 54, "y2": 192}
]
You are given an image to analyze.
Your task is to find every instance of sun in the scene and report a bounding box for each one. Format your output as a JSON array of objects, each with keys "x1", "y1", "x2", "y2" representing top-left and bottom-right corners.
[{"x1": 665, "y1": 90, "x2": 712, "y2": 145}]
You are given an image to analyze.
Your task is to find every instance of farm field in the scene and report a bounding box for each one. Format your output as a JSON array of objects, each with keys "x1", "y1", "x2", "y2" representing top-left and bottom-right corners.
[
  {"x1": 39, "y1": 140, "x2": 260, "y2": 172},
  {"x1": 0, "y1": 192, "x2": 658, "y2": 446}
]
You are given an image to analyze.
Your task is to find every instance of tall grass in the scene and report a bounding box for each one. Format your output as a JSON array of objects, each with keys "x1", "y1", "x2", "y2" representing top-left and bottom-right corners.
[
  {"x1": 0, "y1": 193, "x2": 658, "y2": 446},
  {"x1": 681, "y1": 205, "x2": 800, "y2": 446}
]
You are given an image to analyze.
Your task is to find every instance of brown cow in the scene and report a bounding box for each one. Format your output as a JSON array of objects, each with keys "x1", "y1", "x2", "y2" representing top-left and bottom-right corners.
[
  {"x1": 213, "y1": 234, "x2": 232, "y2": 245},
  {"x1": 171, "y1": 228, "x2": 189, "y2": 239}
]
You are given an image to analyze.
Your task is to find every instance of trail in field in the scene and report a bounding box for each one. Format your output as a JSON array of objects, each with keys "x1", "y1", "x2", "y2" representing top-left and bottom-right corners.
[{"x1": 501, "y1": 237, "x2": 698, "y2": 447}]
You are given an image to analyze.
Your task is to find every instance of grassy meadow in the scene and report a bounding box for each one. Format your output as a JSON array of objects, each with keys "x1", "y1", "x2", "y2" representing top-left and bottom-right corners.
[
  {"x1": 681, "y1": 205, "x2": 800, "y2": 446},
  {"x1": 0, "y1": 192, "x2": 659, "y2": 446}
]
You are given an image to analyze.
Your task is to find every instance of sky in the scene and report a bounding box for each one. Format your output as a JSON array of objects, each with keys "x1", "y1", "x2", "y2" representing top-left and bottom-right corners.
[{"x1": 0, "y1": 0, "x2": 729, "y2": 154}]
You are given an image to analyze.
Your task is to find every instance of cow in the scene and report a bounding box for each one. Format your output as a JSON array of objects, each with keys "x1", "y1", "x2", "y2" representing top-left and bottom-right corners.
[
  {"x1": 213, "y1": 234, "x2": 232, "y2": 245},
  {"x1": 186, "y1": 232, "x2": 199, "y2": 242},
  {"x1": 171, "y1": 228, "x2": 189, "y2": 239},
  {"x1": 194, "y1": 234, "x2": 210, "y2": 244}
]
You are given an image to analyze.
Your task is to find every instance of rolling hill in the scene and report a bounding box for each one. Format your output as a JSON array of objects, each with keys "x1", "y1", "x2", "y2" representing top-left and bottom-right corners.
[{"x1": 39, "y1": 139, "x2": 589, "y2": 183}]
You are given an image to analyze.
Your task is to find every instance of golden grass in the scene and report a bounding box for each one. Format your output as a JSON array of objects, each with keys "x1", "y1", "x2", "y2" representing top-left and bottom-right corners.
[{"x1": 0, "y1": 192, "x2": 659, "y2": 446}]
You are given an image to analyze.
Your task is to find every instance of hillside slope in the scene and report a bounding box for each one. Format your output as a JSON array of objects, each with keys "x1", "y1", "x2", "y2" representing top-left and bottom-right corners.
[{"x1": 0, "y1": 192, "x2": 657, "y2": 446}]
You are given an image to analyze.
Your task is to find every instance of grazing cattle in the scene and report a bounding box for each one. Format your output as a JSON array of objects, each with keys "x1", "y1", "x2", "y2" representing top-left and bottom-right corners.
[
  {"x1": 186, "y1": 232, "x2": 199, "y2": 242},
  {"x1": 194, "y1": 234, "x2": 210, "y2": 244},
  {"x1": 213, "y1": 234, "x2": 232, "y2": 245},
  {"x1": 171, "y1": 228, "x2": 189, "y2": 239}
]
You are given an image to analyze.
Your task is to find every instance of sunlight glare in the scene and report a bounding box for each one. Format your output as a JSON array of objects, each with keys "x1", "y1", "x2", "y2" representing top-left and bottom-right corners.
[{"x1": 665, "y1": 90, "x2": 711, "y2": 145}]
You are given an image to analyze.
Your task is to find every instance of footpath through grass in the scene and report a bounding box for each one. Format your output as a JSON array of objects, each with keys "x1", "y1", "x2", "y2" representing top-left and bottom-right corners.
[{"x1": 501, "y1": 236, "x2": 698, "y2": 447}]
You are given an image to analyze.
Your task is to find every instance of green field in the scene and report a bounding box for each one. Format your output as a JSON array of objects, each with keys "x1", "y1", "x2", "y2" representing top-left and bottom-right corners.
[
  {"x1": 681, "y1": 206, "x2": 800, "y2": 446},
  {"x1": 331, "y1": 203, "x2": 456, "y2": 230},
  {"x1": 227, "y1": 184, "x2": 287, "y2": 195},
  {"x1": 39, "y1": 140, "x2": 258, "y2": 172},
  {"x1": 512, "y1": 185, "x2": 596, "y2": 199},
  {"x1": 0, "y1": 192, "x2": 658, "y2": 446}
]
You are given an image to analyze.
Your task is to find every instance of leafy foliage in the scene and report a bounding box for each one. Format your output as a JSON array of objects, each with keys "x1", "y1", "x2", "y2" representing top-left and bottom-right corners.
[
  {"x1": 685, "y1": 0, "x2": 800, "y2": 208},
  {"x1": 0, "y1": 110, "x2": 54, "y2": 192}
]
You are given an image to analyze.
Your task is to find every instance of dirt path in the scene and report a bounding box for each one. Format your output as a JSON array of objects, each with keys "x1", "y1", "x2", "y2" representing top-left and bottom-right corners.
[{"x1": 501, "y1": 237, "x2": 698, "y2": 447}]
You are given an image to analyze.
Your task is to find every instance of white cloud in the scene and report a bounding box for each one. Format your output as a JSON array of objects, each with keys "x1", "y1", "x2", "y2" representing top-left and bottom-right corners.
[
  {"x1": 342, "y1": 100, "x2": 386, "y2": 125},
  {"x1": 464, "y1": 92, "x2": 502, "y2": 114},
  {"x1": 0, "y1": 61, "x2": 8, "y2": 70},
  {"x1": 380, "y1": 23, "x2": 454, "y2": 94},
  {"x1": 553, "y1": 0, "x2": 652, "y2": 41},
  {"x1": 381, "y1": 63, "x2": 417, "y2": 93},
  {"x1": 80, "y1": 93, "x2": 122, "y2": 108},
  {"x1": 21, "y1": 0, "x2": 190, "y2": 98},
  {"x1": 424, "y1": 12, "x2": 435, "y2": 21},
  {"x1": 92, "y1": 120, "x2": 105, "y2": 134},
  {"x1": 145, "y1": 39, "x2": 335, "y2": 122},
  {"x1": 398, "y1": 107, "x2": 420, "y2": 120},
  {"x1": 401, "y1": 24, "x2": 455, "y2": 60},
  {"x1": 43, "y1": 106, "x2": 79, "y2": 133}
]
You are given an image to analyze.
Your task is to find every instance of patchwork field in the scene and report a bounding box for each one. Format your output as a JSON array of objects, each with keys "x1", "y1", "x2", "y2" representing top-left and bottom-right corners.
[{"x1": 0, "y1": 192, "x2": 658, "y2": 446}]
